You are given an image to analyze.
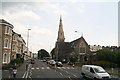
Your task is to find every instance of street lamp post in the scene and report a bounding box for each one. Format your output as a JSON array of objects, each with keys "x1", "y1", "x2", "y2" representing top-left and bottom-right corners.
[
  {"x1": 75, "y1": 31, "x2": 83, "y2": 37},
  {"x1": 74, "y1": 30, "x2": 83, "y2": 62},
  {"x1": 27, "y1": 29, "x2": 31, "y2": 60}
]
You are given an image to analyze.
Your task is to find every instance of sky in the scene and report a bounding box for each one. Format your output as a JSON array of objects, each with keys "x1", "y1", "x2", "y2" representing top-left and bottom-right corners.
[{"x1": 1, "y1": 0, "x2": 119, "y2": 53}]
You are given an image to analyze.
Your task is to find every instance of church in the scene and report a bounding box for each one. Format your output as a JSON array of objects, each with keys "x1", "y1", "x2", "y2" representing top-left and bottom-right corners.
[{"x1": 54, "y1": 16, "x2": 91, "y2": 63}]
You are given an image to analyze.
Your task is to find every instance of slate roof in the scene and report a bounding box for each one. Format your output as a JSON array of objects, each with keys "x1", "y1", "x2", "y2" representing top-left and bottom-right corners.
[
  {"x1": 57, "y1": 42, "x2": 73, "y2": 54},
  {"x1": 0, "y1": 19, "x2": 13, "y2": 28},
  {"x1": 70, "y1": 36, "x2": 89, "y2": 47}
]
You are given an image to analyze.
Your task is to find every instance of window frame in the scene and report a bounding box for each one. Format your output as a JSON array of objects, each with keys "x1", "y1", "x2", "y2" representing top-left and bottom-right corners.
[
  {"x1": 5, "y1": 26, "x2": 9, "y2": 34},
  {"x1": 4, "y1": 38, "x2": 9, "y2": 48},
  {"x1": 3, "y1": 53, "x2": 7, "y2": 63}
]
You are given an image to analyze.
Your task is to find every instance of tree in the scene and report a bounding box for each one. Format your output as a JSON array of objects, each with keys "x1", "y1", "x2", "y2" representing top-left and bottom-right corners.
[
  {"x1": 96, "y1": 49, "x2": 120, "y2": 67},
  {"x1": 116, "y1": 52, "x2": 120, "y2": 66},
  {"x1": 50, "y1": 48, "x2": 55, "y2": 59},
  {"x1": 69, "y1": 56, "x2": 78, "y2": 63},
  {"x1": 96, "y1": 50, "x2": 115, "y2": 62},
  {"x1": 38, "y1": 49, "x2": 50, "y2": 59}
]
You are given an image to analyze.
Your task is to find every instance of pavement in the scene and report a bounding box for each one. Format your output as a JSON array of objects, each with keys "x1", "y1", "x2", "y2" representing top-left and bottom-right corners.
[
  {"x1": 106, "y1": 68, "x2": 120, "y2": 79},
  {"x1": 2, "y1": 61, "x2": 28, "y2": 79}
]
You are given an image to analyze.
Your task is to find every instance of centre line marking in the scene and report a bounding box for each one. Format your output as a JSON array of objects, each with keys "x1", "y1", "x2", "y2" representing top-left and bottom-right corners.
[{"x1": 60, "y1": 73, "x2": 63, "y2": 76}]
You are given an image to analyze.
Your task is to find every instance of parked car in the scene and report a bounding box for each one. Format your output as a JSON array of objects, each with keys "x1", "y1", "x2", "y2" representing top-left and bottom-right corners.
[
  {"x1": 49, "y1": 60, "x2": 56, "y2": 66},
  {"x1": 31, "y1": 59, "x2": 35, "y2": 64},
  {"x1": 67, "y1": 62, "x2": 73, "y2": 65},
  {"x1": 81, "y1": 65, "x2": 111, "y2": 80},
  {"x1": 56, "y1": 61, "x2": 63, "y2": 67},
  {"x1": 46, "y1": 60, "x2": 51, "y2": 64},
  {"x1": 26, "y1": 59, "x2": 31, "y2": 63},
  {"x1": 43, "y1": 59, "x2": 46, "y2": 62}
]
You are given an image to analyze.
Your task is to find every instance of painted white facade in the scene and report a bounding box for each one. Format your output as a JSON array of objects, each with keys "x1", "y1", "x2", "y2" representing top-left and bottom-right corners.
[{"x1": 90, "y1": 45, "x2": 102, "y2": 52}]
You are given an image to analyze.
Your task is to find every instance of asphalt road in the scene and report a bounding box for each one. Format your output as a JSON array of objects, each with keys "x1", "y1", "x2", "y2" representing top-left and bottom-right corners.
[
  {"x1": 29, "y1": 59, "x2": 120, "y2": 80},
  {"x1": 2, "y1": 59, "x2": 120, "y2": 80}
]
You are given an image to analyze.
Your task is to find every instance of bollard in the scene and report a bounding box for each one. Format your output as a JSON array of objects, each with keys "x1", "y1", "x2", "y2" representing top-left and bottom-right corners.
[{"x1": 111, "y1": 68, "x2": 114, "y2": 73}]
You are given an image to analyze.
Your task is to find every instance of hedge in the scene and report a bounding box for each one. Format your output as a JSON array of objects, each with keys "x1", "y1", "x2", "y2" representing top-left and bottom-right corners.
[{"x1": 2, "y1": 58, "x2": 24, "y2": 70}]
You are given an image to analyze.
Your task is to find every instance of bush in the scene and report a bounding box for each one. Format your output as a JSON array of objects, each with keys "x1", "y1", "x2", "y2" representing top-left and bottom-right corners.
[
  {"x1": 69, "y1": 56, "x2": 78, "y2": 63},
  {"x1": 10, "y1": 58, "x2": 24, "y2": 65},
  {"x1": 95, "y1": 61, "x2": 117, "y2": 68},
  {"x1": 2, "y1": 64, "x2": 15, "y2": 70},
  {"x1": 2, "y1": 58, "x2": 24, "y2": 70},
  {"x1": 96, "y1": 50, "x2": 120, "y2": 67}
]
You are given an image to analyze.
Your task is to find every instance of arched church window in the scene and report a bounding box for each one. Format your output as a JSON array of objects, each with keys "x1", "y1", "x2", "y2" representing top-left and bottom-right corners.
[
  {"x1": 79, "y1": 41, "x2": 86, "y2": 53},
  {"x1": 80, "y1": 47, "x2": 85, "y2": 53}
]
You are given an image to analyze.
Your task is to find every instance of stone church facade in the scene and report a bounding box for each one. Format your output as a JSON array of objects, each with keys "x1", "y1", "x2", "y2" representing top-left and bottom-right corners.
[{"x1": 54, "y1": 16, "x2": 91, "y2": 63}]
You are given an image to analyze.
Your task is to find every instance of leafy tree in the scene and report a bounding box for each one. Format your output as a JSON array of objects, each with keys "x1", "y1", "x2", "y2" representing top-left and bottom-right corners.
[
  {"x1": 50, "y1": 48, "x2": 55, "y2": 59},
  {"x1": 96, "y1": 50, "x2": 115, "y2": 62},
  {"x1": 38, "y1": 49, "x2": 50, "y2": 59},
  {"x1": 116, "y1": 52, "x2": 120, "y2": 66},
  {"x1": 69, "y1": 56, "x2": 78, "y2": 63},
  {"x1": 96, "y1": 49, "x2": 120, "y2": 67}
]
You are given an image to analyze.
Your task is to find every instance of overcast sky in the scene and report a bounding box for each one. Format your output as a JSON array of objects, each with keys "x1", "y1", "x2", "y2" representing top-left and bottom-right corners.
[{"x1": 1, "y1": 0, "x2": 119, "y2": 53}]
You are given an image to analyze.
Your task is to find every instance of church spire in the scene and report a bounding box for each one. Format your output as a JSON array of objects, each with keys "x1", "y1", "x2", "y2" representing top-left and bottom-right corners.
[{"x1": 57, "y1": 16, "x2": 65, "y2": 42}]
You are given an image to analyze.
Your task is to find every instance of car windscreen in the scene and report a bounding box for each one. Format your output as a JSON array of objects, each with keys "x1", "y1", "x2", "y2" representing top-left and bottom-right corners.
[{"x1": 93, "y1": 67, "x2": 106, "y2": 73}]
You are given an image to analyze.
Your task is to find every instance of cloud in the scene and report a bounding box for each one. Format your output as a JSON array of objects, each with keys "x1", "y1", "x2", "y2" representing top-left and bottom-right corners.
[
  {"x1": 54, "y1": 9, "x2": 67, "y2": 15},
  {"x1": 27, "y1": 2, "x2": 68, "y2": 15},
  {"x1": 2, "y1": 3, "x2": 40, "y2": 23},
  {"x1": 2, "y1": 2, "x2": 68, "y2": 17},
  {"x1": 2, "y1": 2, "x2": 62, "y2": 53},
  {"x1": 75, "y1": 6, "x2": 85, "y2": 13},
  {"x1": 30, "y1": 26, "x2": 52, "y2": 37},
  {"x1": 12, "y1": 23, "x2": 54, "y2": 53},
  {"x1": 68, "y1": 0, "x2": 119, "y2": 2}
]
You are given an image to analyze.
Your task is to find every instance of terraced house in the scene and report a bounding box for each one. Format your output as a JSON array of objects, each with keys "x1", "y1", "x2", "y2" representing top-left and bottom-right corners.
[
  {"x1": 0, "y1": 19, "x2": 30, "y2": 64},
  {"x1": 0, "y1": 19, "x2": 13, "y2": 64},
  {"x1": 12, "y1": 31, "x2": 27, "y2": 60}
]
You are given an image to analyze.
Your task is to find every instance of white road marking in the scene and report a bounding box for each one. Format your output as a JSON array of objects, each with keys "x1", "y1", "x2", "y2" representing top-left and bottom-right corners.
[
  {"x1": 22, "y1": 71, "x2": 27, "y2": 78},
  {"x1": 31, "y1": 68, "x2": 34, "y2": 70},
  {"x1": 59, "y1": 67, "x2": 76, "y2": 70},
  {"x1": 36, "y1": 68, "x2": 39, "y2": 69},
  {"x1": 68, "y1": 77, "x2": 72, "y2": 80},
  {"x1": 57, "y1": 67, "x2": 60, "y2": 69},
  {"x1": 67, "y1": 67, "x2": 70, "y2": 69},
  {"x1": 22, "y1": 64, "x2": 31, "y2": 78},
  {"x1": 73, "y1": 74, "x2": 77, "y2": 77},
  {"x1": 60, "y1": 67, "x2": 78, "y2": 78},
  {"x1": 62, "y1": 67, "x2": 65, "y2": 69},
  {"x1": 60, "y1": 73, "x2": 63, "y2": 76},
  {"x1": 71, "y1": 67, "x2": 74, "y2": 69},
  {"x1": 65, "y1": 71, "x2": 69, "y2": 74},
  {"x1": 41, "y1": 67, "x2": 44, "y2": 69},
  {"x1": 25, "y1": 71, "x2": 29, "y2": 78},
  {"x1": 31, "y1": 67, "x2": 51, "y2": 70},
  {"x1": 46, "y1": 67, "x2": 50, "y2": 69}
]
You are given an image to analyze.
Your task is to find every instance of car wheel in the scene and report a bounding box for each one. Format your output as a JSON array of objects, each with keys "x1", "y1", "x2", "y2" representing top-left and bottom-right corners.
[
  {"x1": 81, "y1": 73, "x2": 85, "y2": 78},
  {"x1": 94, "y1": 77, "x2": 99, "y2": 80}
]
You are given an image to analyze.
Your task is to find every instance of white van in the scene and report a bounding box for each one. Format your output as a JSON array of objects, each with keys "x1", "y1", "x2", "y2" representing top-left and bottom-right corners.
[{"x1": 81, "y1": 65, "x2": 111, "y2": 80}]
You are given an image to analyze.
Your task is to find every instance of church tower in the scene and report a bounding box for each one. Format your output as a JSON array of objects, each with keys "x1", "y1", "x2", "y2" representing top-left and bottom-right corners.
[{"x1": 57, "y1": 16, "x2": 65, "y2": 42}]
